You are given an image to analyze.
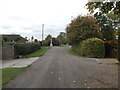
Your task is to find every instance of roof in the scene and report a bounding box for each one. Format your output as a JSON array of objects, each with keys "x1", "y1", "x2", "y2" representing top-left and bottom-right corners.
[{"x1": 2, "y1": 34, "x2": 27, "y2": 42}]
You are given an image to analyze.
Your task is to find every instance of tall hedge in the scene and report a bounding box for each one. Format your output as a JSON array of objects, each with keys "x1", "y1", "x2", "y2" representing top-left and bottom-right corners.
[
  {"x1": 14, "y1": 43, "x2": 41, "y2": 57},
  {"x1": 78, "y1": 38, "x2": 105, "y2": 58}
]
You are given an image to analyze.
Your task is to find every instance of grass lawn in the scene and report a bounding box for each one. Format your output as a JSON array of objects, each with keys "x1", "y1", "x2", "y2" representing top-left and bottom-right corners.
[
  {"x1": 22, "y1": 46, "x2": 51, "y2": 58},
  {"x1": 2, "y1": 66, "x2": 30, "y2": 87}
]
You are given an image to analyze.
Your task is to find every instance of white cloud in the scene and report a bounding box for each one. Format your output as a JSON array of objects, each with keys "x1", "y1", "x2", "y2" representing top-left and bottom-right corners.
[{"x1": 0, "y1": 0, "x2": 89, "y2": 40}]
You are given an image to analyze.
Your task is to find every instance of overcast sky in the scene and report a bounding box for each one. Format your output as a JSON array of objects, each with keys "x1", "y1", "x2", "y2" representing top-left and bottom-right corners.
[{"x1": 0, "y1": 0, "x2": 89, "y2": 40}]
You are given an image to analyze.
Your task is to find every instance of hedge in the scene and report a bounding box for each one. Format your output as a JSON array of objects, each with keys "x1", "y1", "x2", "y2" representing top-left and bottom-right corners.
[
  {"x1": 14, "y1": 43, "x2": 41, "y2": 57},
  {"x1": 104, "y1": 40, "x2": 117, "y2": 58},
  {"x1": 78, "y1": 38, "x2": 105, "y2": 58}
]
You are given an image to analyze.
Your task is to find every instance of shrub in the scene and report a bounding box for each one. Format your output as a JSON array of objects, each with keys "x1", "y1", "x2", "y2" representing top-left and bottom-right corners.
[
  {"x1": 42, "y1": 40, "x2": 50, "y2": 46},
  {"x1": 78, "y1": 38, "x2": 105, "y2": 58},
  {"x1": 14, "y1": 43, "x2": 41, "y2": 58},
  {"x1": 104, "y1": 40, "x2": 117, "y2": 58}
]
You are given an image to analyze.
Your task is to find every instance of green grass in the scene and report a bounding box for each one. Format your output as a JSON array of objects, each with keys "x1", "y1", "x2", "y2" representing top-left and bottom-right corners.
[
  {"x1": 2, "y1": 65, "x2": 31, "y2": 87},
  {"x1": 22, "y1": 46, "x2": 51, "y2": 58},
  {"x1": 67, "y1": 48, "x2": 85, "y2": 58}
]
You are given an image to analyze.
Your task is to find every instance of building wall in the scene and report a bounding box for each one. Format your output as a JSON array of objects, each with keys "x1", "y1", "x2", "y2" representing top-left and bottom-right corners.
[{"x1": 2, "y1": 45, "x2": 14, "y2": 60}]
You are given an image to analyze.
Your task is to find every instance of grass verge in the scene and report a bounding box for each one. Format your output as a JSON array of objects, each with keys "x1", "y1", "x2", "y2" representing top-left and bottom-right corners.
[
  {"x1": 22, "y1": 46, "x2": 51, "y2": 58},
  {"x1": 57, "y1": 45, "x2": 67, "y2": 47},
  {"x1": 107, "y1": 61, "x2": 120, "y2": 65},
  {"x1": 67, "y1": 48, "x2": 85, "y2": 58},
  {"x1": 2, "y1": 65, "x2": 31, "y2": 87}
]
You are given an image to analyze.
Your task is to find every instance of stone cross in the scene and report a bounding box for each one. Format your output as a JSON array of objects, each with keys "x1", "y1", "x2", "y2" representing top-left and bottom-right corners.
[{"x1": 50, "y1": 39, "x2": 53, "y2": 46}]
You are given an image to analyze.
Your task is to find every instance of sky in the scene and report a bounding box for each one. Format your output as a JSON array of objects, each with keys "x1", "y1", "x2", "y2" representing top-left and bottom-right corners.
[{"x1": 0, "y1": 0, "x2": 89, "y2": 40}]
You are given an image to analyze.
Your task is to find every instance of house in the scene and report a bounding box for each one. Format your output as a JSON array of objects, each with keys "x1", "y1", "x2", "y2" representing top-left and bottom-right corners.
[{"x1": 2, "y1": 34, "x2": 28, "y2": 43}]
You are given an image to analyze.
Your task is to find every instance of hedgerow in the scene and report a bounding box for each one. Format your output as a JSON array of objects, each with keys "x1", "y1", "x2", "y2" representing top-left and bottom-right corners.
[{"x1": 14, "y1": 43, "x2": 41, "y2": 57}]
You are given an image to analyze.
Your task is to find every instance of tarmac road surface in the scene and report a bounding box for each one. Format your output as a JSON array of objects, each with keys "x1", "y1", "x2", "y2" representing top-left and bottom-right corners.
[{"x1": 5, "y1": 47, "x2": 118, "y2": 88}]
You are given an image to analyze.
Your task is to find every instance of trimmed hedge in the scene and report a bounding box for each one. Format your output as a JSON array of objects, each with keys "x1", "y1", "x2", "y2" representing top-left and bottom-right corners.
[
  {"x1": 14, "y1": 43, "x2": 41, "y2": 57},
  {"x1": 78, "y1": 38, "x2": 105, "y2": 58}
]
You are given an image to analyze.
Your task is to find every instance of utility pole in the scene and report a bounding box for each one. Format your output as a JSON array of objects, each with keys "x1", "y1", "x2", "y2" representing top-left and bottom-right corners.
[
  {"x1": 42, "y1": 24, "x2": 44, "y2": 46},
  {"x1": 42, "y1": 24, "x2": 44, "y2": 41}
]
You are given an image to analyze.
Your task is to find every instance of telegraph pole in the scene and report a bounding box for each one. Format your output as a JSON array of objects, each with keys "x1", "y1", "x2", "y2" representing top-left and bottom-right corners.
[
  {"x1": 42, "y1": 24, "x2": 44, "y2": 41},
  {"x1": 42, "y1": 24, "x2": 44, "y2": 46}
]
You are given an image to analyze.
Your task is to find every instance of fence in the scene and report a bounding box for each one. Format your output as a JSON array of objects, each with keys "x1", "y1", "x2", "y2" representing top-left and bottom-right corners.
[{"x1": 2, "y1": 45, "x2": 14, "y2": 60}]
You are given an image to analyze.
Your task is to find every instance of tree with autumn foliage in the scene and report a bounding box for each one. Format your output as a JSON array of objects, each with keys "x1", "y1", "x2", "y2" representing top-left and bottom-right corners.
[
  {"x1": 86, "y1": 0, "x2": 120, "y2": 61},
  {"x1": 66, "y1": 15, "x2": 101, "y2": 51}
]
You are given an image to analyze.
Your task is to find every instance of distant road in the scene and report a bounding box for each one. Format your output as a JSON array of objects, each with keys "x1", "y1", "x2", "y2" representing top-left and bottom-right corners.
[{"x1": 6, "y1": 47, "x2": 118, "y2": 88}]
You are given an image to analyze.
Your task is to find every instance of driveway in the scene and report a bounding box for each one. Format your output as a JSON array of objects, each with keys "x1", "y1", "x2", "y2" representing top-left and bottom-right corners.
[
  {"x1": 5, "y1": 47, "x2": 118, "y2": 88},
  {"x1": 1, "y1": 57, "x2": 39, "y2": 68}
]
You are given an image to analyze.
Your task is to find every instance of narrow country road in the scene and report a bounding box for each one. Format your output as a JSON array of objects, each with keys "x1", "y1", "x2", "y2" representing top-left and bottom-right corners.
[{"x1": 6, "y1": 47, "x2": 118, "y2": 88}]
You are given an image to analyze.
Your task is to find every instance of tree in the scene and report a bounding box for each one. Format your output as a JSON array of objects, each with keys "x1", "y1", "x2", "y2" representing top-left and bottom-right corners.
[
  {"x1": 86, "y1": 0, "x2": 120, "y2": 61},
  {"x1": 57, "y1": 32, "x2": 67, "y2": 45},
  {"x1": 94, "y1": 13, "x2": 116, "y2": 40},
  {"x1": 34, "y1": 39, "x2": 38, "y2": 42},
  {"x1": 45, "y1": 34, "x2": 52, "y2": 41},
  {"x1": 66, "y1": 15, "x2": 101, "y2": 45},
  {"x1": 43, "y1": 34, "x2": 52, "y2": 46},
  {"x1": 52, "y1": 38, "x2": 60, "y2": 46}
]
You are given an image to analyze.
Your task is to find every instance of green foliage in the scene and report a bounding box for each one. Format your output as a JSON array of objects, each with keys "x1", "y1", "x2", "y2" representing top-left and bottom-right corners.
[
  {"x1": 66, "y1": 15, "x2": 101, "y2": 45},
  {"x1": 45, "y1": 34, "x2": 52, "y2": 41},
  {"x1": 57, "y1": 32, "x2": 68, "y2": 45},
  {"x1": 23, "y1": 47, "x2": 50, "y2": 58},
  {"x1": 94, "y1": 13, "x2": 116, "y2": 41},
  {"x1": 42, "y1": 40, "x2": 50, "y2": 46},
  {"x1": 34, "y1": 39, "x2": 38, "y2": 42},
  {"x1": 78, "y1": 38, "x2": 105, "y2": 58},
  {"x1": 14, "y1": 43, "x2": 41, "y2": 57},
  {"x1": 86, "y1": 1, "x2": 120, "y2": 61},
  {"x1": 43, "y1": 34, "x2": 52, "y2": 46},
  {"x1": 43, "y1": 34, "x2": 60, "y2": 46},
  {"x1": 86, "y1": 1, "x2": 120, "y2": 15},
  {"x1": 52, "y1": 38, "x2": 60, "y2": 46},
  {"x1": 2, "y1": 42, "x2": 17, "y2": 46}
]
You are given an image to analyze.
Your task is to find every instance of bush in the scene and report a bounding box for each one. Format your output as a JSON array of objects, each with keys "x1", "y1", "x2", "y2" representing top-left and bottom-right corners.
[
  {"x1": 78, "y1": 38, "x2": 105, "y2": 58},
  {"x1": 42, "y1": 40, "x2": 50, "y2": 46},
  {"x1": 104, "y1": 40, "x2": 117, "y2": 58},
  {"x1": 14, "y1": 43, "x2": 41, "y2": 58}
]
